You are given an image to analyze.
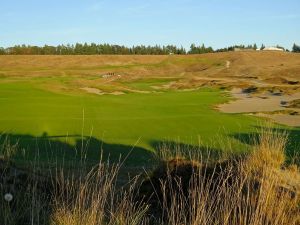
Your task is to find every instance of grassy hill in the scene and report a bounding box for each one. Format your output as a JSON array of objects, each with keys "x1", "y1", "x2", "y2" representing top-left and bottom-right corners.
[{"x1": 0, "y1": 52, "x2": 299, "y2": 165}]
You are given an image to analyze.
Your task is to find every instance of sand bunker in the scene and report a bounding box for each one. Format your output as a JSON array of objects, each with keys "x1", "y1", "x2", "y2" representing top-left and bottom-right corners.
[
  {"x1": 218, "y1": 88, "x2": 300, "y2": 127},
  {"x1": 110, "y1": 91, "x2": 124, "y2": 95},
  {"x1": 256, "y1": 113, "x2": 300, "y2": 127},
  {"x1": 80, "y1": 87, "x2": 103, "y2": 95},
  {"x1": 80, "y1": 87, "x2": 124, "y2": 96}
]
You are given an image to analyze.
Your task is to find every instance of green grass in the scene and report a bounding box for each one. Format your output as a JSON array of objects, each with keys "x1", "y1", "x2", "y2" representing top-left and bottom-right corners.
[
  {"x1": 1, "y1": 78, "x2": 300, "y2": 168},
  {"x1": 0, "y1": 81, "x2": 263, "y2": 165}
]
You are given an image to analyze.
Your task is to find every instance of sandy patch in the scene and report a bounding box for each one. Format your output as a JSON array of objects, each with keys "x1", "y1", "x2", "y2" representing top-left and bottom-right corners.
[
  {"x1": 226, "y1": 60, "x2": 231, "y2": 69},
  {"x1": 80, "y1": 87, "x2": 103, "y2": 95},
  {"x1": 158, "y1": 81, "x2": 177, "y2": 89},
  {"x1": 111, "y1": 91, "x2": 124, "y2": 95},
  {"x1": 121, "y1": 87, "x2": 151, "y2": 94},
  {"x1": 218, "y1": 88, "x2": 300, "y2": 126},
  {"x1": 130, "y1": 90, "x2": 151, "y2": 94},
  {"x1": 256, "y1": 113, "x2": 300, "y2": 127},
  {"x1": 219, "y1": 88, "x2": 300, "y2": 113},
  {"x1": 151, "y1": 83, "x2": 176, "y2": 90},
  {"x1": 80, "y1": 87, "x2": 125, "y2": 96},
  {"x1": 81, "y1": 86, "x2": 151, "y2": 95}
]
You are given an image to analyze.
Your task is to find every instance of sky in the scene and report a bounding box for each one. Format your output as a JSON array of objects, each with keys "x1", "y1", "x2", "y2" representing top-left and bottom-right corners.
[{"x1": 0, "y1": 0, "x2": 299, "y2": 50}]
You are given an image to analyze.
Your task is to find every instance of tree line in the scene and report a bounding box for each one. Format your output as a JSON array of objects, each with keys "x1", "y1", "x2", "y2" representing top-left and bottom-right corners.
[
  {"x1": 215, "y1": 44, "x2": 258, "y2": 52},
  {"x1": 0, "y1": 43, "x2": 299, "y2": 55},
  {"x1": 0, "y1": 43, "x2": 187, "y2": 55},
  {"x1": 0, "y1": 43, "x2": 214, "y2": 55}
]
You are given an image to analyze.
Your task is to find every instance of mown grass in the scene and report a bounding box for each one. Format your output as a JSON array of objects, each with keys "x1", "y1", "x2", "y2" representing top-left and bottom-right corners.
[
  {"x1": 0, "y1": 81, "x2": 261, "y2": 163},
  {"x1": 0, "y1": 52, "x2": 299, "y2": 166}
]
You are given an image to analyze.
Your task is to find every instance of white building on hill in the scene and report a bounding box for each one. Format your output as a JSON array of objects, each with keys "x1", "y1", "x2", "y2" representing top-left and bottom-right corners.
[{"x1": 263, "y1": 47, "x2": 284, "y2": 51}]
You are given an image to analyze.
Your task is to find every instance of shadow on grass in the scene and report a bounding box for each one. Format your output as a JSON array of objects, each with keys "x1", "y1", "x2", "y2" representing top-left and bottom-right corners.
[
  {"x1": 3, "y1": 125, "x2": 299, "y2": 169},
  {"x1": 0, "y1": 132, "x2": 232, "y2": 169},
  {"x1": 0, "y1": 133, "x2": 157, "y2": 225},
  {"x1": 230, "y1": 126, "x2": 300, "y2": 158},
  {"x1": 0, "y1": 132, "x2": 155, "y2": 168},
  {"x1": 150, "y1": 140, "x2": 228, "y2": 163}
]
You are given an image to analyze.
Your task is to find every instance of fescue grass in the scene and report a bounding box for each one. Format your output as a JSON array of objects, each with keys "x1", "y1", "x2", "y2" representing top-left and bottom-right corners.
[
  {"x1": 50, "y1": 163, "x2": 149, "y2": 225},
  {"x1": 1, "y1": 127, "x2": 299, "y2": 225}
]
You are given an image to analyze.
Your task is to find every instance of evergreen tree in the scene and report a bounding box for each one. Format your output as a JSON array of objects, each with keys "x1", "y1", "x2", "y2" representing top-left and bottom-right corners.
[
  {"x1": 0, "y1": 47, "x2": 5, "y2": 55},
  {"x1": 188, "y1": 44, "x2": 213, "y2": 54},
  {"x1": 0, "y1": 43, "x2": 208, "y2": 55},
  {"x1": 292, "y1": 43, "x2": 300, "y2": 53}
]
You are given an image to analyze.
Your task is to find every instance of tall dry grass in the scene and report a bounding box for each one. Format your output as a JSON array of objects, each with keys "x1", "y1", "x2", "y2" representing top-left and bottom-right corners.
[
  {"x1": 50, "y1": 161, "x2": 149, "y2": 225},
  {"x1": 0, "y1": 128, "x2": 299, "y2": 225},
  {"x1": 143, "y1": 127, "x2": 299, "y2": 225}
]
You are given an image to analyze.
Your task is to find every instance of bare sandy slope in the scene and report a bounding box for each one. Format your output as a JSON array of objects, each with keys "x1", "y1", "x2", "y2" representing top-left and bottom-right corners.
[
  {"x1": 219, "y1": 88, "x2": 300, "y2": 113},
  {"x1": 219, "y1": 88, "x2": 300, "y2": 126}
]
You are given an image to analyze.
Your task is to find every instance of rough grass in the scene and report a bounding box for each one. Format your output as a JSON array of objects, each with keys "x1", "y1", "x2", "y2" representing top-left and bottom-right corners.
[
  {"x1": 287, "y1": 99, "x2": 300, "y2": 108},
  {"x1": 1, "y1": 128, "x2": 299, "y2": 225},
  {"x1": 0, "y1": 52, "x2": 299, "y2": 92}
]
